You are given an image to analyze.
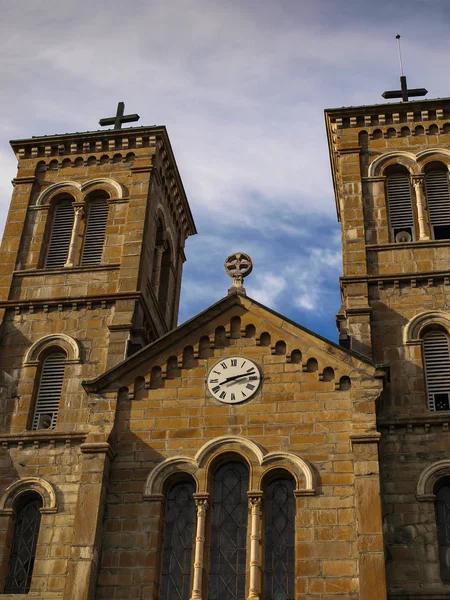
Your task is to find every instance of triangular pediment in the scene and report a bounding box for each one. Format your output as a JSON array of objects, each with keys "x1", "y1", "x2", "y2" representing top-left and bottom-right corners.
[{"x1": 84, "y1": 292, "x2": 386, "y2": 394}]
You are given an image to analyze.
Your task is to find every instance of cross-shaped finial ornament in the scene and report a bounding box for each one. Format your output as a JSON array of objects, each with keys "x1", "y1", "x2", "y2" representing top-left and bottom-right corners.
[
  {"x1": 382, "y1": 35, "x2": 428, "y2": 102},
  {"x1": 224, "y1": 252, "x2": 253, "y2": 296},
  {"x1": 99, "y1": 102, "x2": 140, "y2": 130}
]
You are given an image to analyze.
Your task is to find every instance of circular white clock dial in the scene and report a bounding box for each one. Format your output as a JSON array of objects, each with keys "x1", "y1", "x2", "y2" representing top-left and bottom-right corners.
[{"x1": 207, "y1": 356, "x2": 261, "y2": 404}]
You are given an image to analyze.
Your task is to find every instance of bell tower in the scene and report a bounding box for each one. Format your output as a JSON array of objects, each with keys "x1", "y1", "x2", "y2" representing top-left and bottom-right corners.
[
  {"x1": 326, "y1": 84, "x2": 450, "y2": 594},
  {"x1": 0, "y1": 107, "x2": 196, "y2": 433}
]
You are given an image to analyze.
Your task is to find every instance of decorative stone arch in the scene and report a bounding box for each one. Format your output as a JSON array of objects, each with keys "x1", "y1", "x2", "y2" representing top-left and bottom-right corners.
[
  {"x1": 260, "y1": 451, "x2": 315, "y2": 495},
  {"x1": 368, "y1": 151, "x2": 418, "y2": 178},
  {"x1": 143, "y1": 456, "x2": 198, "y2": 499},
  {"x1": 80, "y1": 178, "x2": 126, "y2": 201},
  {"x1": 155, "y1": 204, "x2": 176, "y2": 255},
  {"x1": 404, "y1": 311, "x2": 450, "y2": 344},
  {"x1": 416, "y1": 149, "x2": 450, "y2": 172},
  {"x1": 23, "y1": 333, "x2": 81, "y2": 366},
  {"x1": 416, "y1": 460, "x2": 450, "y2": 501},
  {"x1": 0, "y1": 477, "x2": 57, "y2": 515},
  {"x1": 36, "y1": 181, "x2": 83, "y2": 206},
  {"x1": 196, "y1": 435, "x2": 265, "y2": 470}
]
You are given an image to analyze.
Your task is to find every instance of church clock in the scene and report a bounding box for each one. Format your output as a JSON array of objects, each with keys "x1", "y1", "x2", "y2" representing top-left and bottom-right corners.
[{"x1": 207, "y1": 356, "x2": 261, "y2": 404}]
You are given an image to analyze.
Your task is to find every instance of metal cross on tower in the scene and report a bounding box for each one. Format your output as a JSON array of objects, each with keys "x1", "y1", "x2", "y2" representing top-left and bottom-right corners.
[
  {"x1": 382, "y1": 35, "x2": 428, "y2": 102},
  {"x1": 98, "y1": 102, "x2": 140, "y2": 129}
]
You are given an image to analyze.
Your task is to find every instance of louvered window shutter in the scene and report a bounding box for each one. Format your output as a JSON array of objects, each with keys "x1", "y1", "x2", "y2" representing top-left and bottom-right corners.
[
  {"x1": 425, "y1": 170, "x2": 450, "y2": 239},
  {"x1": 80, "y1": 199, "x2": 109, "y2": 266},
  {"x1": 45, "y1": 200, "x2": 75, "y2": 268},
  {"x1": 386, "y1": 173, "x2": 415, "y2": 241},
  {"x1": 423, "y1": 330, "x2": 450, "y2": 411},
  {"x1": 32, "y1": 352, "x2": 65, "y2": 430}
]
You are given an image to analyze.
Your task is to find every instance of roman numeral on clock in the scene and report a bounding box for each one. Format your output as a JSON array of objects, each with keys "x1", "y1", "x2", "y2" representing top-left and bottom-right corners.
[
  {"x1": 212, "y1": 385, "x2": 221, "y2": 394},
  {"x1": 231, "y1": 359, "x2": 237, "y2": 366},
  {"x1": 246, "y1": 383, "x2": 255, "y2": 391},
  {"x1": 219, "y1": 391, "x2": 226, "y2": 400}
]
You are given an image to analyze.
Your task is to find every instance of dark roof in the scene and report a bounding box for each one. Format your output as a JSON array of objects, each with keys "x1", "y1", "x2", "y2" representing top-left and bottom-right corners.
[
  {"x1": 324, "y1": 96, "x2": 450, "y2": 114},
  {"x1": 10, "y1": 124, "x2": 164, "y2": 144}
]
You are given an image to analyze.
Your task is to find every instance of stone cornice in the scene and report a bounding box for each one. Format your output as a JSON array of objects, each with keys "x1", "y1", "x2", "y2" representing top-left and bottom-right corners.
[
  {"x1": 12, "y1": 264, "x2": 120, "y2": 278},
  {"x1": 0, "y1": 431, "x2": 88, "y2": 448}
]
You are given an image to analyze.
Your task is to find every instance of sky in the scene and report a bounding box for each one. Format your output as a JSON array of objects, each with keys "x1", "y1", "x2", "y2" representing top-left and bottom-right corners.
[{"x1": 1, "y1": 0, "x2": 449, "y2": 341}]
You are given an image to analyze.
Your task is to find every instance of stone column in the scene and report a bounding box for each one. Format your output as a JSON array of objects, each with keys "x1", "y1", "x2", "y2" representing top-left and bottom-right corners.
[
  {"x1": 351, "y1": 433, "x2": 387, "y2": 600},
  {"x1": 412, "y1": 176, "x2": 430, "y2": 240},
  {"x1": 247, "y1": 492, "x2": 263, "y2": 600},
  {"x1": 63, "y1": 439, "x2": 114, "y2": 600},
  {"x1": 152, "y1": 244, "x2": 165, "y2": 297},
  {"x1": 64, "y1": 204, "x2": 85, "y2": 267},
  {"x1": 190, "y1": 493, "x2": 209, "y2": 600}
]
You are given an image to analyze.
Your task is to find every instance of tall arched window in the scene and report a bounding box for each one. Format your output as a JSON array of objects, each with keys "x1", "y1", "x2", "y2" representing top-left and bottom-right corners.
[
  {"x1": 80, "y1": 195, "x2": 109, "y2": 265},
  {"x1": 158, "y1": 244, "x2": 172, "y2": 317},
  {"x1": 32, "y1": 351, "x2": 66, "y2": 429},
  {"x1": 436, "y1": 479, "x2": 450, "y2": 582},
  {"x1": 161, "y1": 480, "x2": 196, "y2": 600},
  {"x1": 423, "y1": 329, "x2": 450, "y2": 411},
  {"x1": 425, "y1": 166, "x2": 450, "y2": 240},
  {"x1": 209, "y1": 462, "x2": 249, "y2": 600},
  {"x1": 386, "y1": 168, "x2": 415, "y2": 242},
  {"x1": 4, "y1": 494, "x2": 42, "y2": 593},
  {"x1": 264, "y1": 475, "x2": 295, "y2": 600},
  {"x1": 45, "y1": 198, "x2": 75, "y2": 268}
]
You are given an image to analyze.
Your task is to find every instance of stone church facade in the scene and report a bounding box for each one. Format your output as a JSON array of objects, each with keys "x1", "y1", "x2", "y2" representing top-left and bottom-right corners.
[{"x1": 0, "y1": 93, "x2": 449, "y2": 600}]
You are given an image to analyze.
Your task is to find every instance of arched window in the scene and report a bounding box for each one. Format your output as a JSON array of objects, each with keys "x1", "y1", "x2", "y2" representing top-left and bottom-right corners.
[
  {"x1": 45, "y1": 198, "x2": 75, "y2": 267},
  {"x1": 32, "y1": 351, "x2": 66, "y2": 429},
  {"x1": 423, "y1": 329, "x2": 450, "y2": 411},
  {"x1": 4, "y1": 494, "x2": 42, "y2": 593},
  {"x1": 264, "y1": 475, "x2": 295, "y2": 600},
  {"x1": 425, "y1": 166, "x2": 450, "y2": 240},
  {"x1": 158, "y1": 244, "x2": 172, "y2": 316},
  {"x1": 436, "y1": 479, "x2": 450, "y2": 582},
  {"x1": 209, "y1": 461, "x2": 249, "y2": 600},
  {"x1": 385, "y1": 168, "x2": 415, "y2": 242},
  {"x1": 161, "y1": 480, "x2": 196, "y2": 600},
  {"x1": 80, "y1": 195, "x2": 109, "y2": 265}
]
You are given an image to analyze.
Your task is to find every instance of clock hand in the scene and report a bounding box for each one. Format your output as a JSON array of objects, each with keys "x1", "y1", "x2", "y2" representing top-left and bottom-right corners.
[{"x1": 218, "y1": 372, "x2": 252, "y2": 385}]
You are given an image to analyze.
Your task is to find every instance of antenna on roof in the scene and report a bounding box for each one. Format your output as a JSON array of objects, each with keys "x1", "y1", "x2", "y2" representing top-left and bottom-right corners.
[
  {"x1": 382, "y1": 34, "x2": 428, "y2": 102},
  {"x1": 396, "y1": 34, "x2": 404, "y2": 77}
]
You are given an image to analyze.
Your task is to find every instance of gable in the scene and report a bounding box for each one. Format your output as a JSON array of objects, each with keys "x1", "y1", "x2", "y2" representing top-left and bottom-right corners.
[{"x1": 84, "y1": 292, "x2": 386, "y2": 395}]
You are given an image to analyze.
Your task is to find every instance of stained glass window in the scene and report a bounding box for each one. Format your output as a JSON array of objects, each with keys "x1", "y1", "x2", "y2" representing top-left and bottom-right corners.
[
  {"x1": 209, "y1": 461, "x2": 249, "y2": 600},
  {"x1": 161, "y1": 481, "x2": 195, "y2": 600},
  {"x1": 5, "y1": 496, "x2": 42, "y2": 593},
  {"x1": 436, "y1": 480, "x2": 450, "y2": 583},
  {"x1": 264, "y1": 477, "x2": 295, "y2": 600}
]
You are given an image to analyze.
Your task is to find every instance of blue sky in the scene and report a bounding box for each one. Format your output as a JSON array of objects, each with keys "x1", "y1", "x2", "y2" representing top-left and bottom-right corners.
[{"x1": 1, "y1": 0, "x2": 449, "y2": 340}]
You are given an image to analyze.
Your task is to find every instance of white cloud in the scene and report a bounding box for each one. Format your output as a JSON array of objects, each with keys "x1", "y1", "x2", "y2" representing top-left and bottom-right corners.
[{"x1": 0, "y1": 0, "x2": 449, "y2": 340}]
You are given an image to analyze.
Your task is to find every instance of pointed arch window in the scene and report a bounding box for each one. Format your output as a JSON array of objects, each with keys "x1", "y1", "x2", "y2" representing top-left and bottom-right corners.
[
  {"x1": 80, "y1": 196, "x2": 109, "y2": 265},
  {"x1": 4, "y1": 495, "x2": 42, "y2": 593},
  {"x1": 45, "y1": 198, "x2": 75, "y2": 268},
  {"x1": 264, "y1": 475, "x2": 295, "y2": 600},
  {"x1": 423, "y1": 329, "x2": 450, "y2": 411},
  {"x1": 209, "y1": 462, "x2": 249, "y2": 600},
  {"x1": 425, "y1": 167, "x2": 450, "y2": 240},
  {"x1": 436, "y1": 479, "x2": 450, "y2": 582},
  {"x1": 386, "y1": 170, "x2": 415, "y2": 242},
  {"x1": 32, "y1": 352, "x2": 66, "y2": 430},
  {"x1": 161, "y1": 480, "x2": 196, "y2": 600}
]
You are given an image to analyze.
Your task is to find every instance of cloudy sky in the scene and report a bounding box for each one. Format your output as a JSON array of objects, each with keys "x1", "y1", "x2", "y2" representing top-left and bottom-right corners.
[{"x1": 1, "y1": 0, "x2": 449, "y2": 341}]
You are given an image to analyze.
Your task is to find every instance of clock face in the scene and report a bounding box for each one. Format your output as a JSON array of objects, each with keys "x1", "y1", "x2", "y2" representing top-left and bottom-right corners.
[{"x1": 207, "y1": 357, "x2": 261, "y2": 404}]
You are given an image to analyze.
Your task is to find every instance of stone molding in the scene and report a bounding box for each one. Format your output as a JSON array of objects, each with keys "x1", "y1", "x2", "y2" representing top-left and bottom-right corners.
[
  {"x1": 80, "y1": 441, "x2": 115, "y2": 460},
  {"x1": 350, "y1": 432, "x2": 381, "y2": 446},
  {"x1": 23, "y1": 333, "x2": 81, "y2": 365},
  {"x1": 416, "y1": 459, "x2": 450, "y2": 501},
  {"x1": 404, "y1": 310, "x2": 450, "y2": 344},
  {"x1": 0, "y1": 476, "x2": 57, "y2": 515},
  {"x1": 368, "y1": 148, "x2": 450, "y2": 178},
  {"x1": 143, "y1": 436, "x2": 315, "y2": 497},
  {"x1": 35, "y1": 177, "x2": 126, "y2": 206}
]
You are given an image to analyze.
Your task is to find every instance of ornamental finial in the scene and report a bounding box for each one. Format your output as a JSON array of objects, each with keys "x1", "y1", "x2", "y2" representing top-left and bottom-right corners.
[{"x1": 224, "y1": 252, "x2": 253, "y2": 296}]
